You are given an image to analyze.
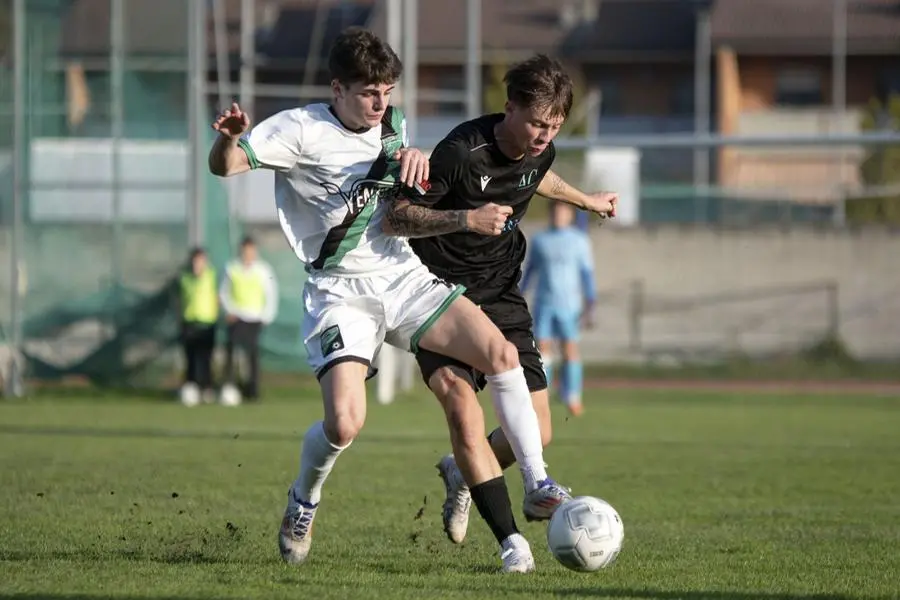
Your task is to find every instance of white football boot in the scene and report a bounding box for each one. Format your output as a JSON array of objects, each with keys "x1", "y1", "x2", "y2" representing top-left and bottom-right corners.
[
  {"x1": 436, "y1": 455, "x2": 472, "y2": 544},
  {"x1": 522, "y1": 478, "x2": 573, "y2": 522},
  {"x1": 500, "y1": 533, "x2": 536, "y2": 573},
  {"x1": 278, "y1": 489, "x2": 318, "y2": 564}
]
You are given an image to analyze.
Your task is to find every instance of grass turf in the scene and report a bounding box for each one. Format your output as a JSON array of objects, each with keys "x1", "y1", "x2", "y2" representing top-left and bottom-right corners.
[{"x1": 1, "y1": 382, "x2": 899, "y2": 600}]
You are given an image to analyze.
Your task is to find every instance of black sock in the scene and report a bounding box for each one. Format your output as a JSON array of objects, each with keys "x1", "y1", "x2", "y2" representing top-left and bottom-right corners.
[
  {"x1": 470, "y1": 476, "x2": 519, "y2": 545},
  {"x1": 486, "y1": 428, "x2": 499, "y2": 445},
  {"x1": 486, "y1": 428, "x2": 514, "y2": 471}
]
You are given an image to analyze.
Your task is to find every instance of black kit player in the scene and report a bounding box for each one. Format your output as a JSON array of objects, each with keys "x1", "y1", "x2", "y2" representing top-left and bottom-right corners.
[{"x1": 383, "y1": 54, "x2": 618, "y2": 550}]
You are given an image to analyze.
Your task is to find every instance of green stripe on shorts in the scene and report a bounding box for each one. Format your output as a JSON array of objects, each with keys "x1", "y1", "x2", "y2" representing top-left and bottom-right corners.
[{"x1": 409, "y1": 284, "x2": 467, "y2": 354}]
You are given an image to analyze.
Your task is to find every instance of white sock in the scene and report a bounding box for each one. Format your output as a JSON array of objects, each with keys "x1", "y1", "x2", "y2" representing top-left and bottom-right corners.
[
  {"x1": 292, "y1": 421, "x2": 349, "y2": 505},
  {"x1": 485, "y1": 367, "x2": 548, "y2": 493}
]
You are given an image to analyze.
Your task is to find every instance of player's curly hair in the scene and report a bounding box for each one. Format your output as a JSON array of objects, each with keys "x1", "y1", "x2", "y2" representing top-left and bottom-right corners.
[
  {"x1": 505, "y1": 54, "x2": 574, "y2": 119},
  {"x1": 329, "y1": 27, "x2": 403, "y2": 86}
]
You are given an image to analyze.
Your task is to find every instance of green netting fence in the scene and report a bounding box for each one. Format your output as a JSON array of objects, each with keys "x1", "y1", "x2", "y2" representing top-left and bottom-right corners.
[{"x1": 0, "y1": 0, "x2": 314, "y2": 389}]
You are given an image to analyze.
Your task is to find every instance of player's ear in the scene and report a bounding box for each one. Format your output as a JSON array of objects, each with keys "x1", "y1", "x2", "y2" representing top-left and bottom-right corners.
[
  {"x1": 504, "y1": 100, "x2": 515, "y2": 118},
  {"x1": 331, "y1": 79, "x2": 344, "y2": 100}
]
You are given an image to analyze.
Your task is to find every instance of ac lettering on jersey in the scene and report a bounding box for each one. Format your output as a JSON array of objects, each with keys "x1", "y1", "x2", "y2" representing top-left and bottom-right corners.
[{"x1": 518, "y1": 169, "x2": 539, "y2": 189}]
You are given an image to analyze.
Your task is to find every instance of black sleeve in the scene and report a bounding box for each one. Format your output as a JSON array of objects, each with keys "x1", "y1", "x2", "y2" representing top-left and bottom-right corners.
[{"x1": 405, "y1": 136, "x2": 469, "y2": 207}]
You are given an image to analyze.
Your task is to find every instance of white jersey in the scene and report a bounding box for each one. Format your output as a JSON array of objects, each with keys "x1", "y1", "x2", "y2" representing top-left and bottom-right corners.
[{"x1": 238, "y1": 103, "x2": 421, "y2": 276}]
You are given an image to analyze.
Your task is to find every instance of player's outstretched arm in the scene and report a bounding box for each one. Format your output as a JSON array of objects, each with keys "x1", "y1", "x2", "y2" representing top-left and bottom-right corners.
[
  {"x1": 384, "y1": 198, "x2": 513, "y2": 238},
  {"x1": 209, "y1": 103, "x2": 252, "y2": 177},
  {"x1": 537, "y1": 170, "x2": 617, "y2": 218}
]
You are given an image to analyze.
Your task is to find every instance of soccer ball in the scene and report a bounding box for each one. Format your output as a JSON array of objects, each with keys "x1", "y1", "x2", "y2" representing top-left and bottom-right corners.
[
  {"x1": 547, "y1": 496, "x2": 624, "y2": 572},
  {"x1": 219, "y1": 383, "x2": 242, "y2": 407},
  {"x1": 179, "y1": 382, "x2": 201, "y2": 407}
]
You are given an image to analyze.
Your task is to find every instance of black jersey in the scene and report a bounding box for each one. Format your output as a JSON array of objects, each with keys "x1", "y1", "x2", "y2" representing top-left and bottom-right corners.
[{"x1": 408, "y1": 114, "x2": 556, "y2": 303}]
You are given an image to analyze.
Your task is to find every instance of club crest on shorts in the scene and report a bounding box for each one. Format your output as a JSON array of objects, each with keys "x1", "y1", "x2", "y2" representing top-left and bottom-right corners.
[{"x1": 320, "y1": 325, "x2": 344, "y2": 357}]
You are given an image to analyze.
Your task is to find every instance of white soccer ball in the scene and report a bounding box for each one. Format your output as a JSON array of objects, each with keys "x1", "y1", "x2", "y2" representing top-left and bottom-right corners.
[
  {"x1": 547, "y1": 496, "x2": 625, "y2": 572},
  {"x1": 218, "y1": 383, "x2": 242, "y2": 407},
  {"x1": 179, "y1": 382, "x2": 201, "y2": 407}
]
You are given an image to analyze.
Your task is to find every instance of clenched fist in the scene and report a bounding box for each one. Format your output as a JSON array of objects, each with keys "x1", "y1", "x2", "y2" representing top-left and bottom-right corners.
[
  {"x1": 465, "y1": 203, "x2": 514, "y2": 236},
  {"x1": 587, "y1": 192, "x2": 618, "y2": 219}
]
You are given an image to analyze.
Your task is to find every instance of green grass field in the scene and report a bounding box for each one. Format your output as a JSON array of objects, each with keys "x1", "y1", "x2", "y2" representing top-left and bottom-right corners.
[{"x1": 2, "y1": 381, "x2": 899, "y2": 600}]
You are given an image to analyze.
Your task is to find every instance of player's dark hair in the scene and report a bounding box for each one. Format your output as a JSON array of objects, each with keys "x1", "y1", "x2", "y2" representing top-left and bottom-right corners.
[
  {"x1": 504, "y1": 54, "x2": 574, "y2": 119},
  {"x1": 240, "y1": 235, "x2": 255, "y2": 248},
  {"x1": 329, "y1": 27, "x2": 403, "y2": 86}
]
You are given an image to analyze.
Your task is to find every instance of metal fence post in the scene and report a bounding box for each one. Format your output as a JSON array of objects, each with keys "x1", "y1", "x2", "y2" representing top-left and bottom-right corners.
[{"x1": 6, "y1": 0, "x2": 27, "y2": 398}]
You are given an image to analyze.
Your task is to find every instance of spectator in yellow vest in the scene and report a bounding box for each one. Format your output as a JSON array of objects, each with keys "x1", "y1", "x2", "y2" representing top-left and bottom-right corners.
[
  {"x1": 219, "y1": 236, "x2": 278, "y2": 402},
  {"x1": 177, "y1": 247, "x2": 219, "y2": 406}
]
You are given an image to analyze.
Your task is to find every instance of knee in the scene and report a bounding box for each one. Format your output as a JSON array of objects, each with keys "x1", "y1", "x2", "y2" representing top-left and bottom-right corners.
[
  {"x1": 484, "y1": 338, "x2": 520, "y2": 375},
  {"x1": 324, "y1": 399, "x2": 366, "y2": 447},
  {"x1": 562, "y1": 342, "x2": 580, "y2": 361},
  {"x1": 430, "y1": 368, "x2": 485, "y2": 447}
]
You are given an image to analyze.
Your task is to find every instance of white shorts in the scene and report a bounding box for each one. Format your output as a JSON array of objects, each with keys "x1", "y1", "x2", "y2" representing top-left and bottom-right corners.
[{"x1": 302, "y1": 263, "x2": 466, "y2": 379}]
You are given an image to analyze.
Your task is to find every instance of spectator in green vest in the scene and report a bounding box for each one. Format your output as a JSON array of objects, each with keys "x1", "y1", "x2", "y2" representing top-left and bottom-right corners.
[
  {"x1": 178, "y1": 247, "x2": 219, "y2": 406},
  {"x1": 219, "y1": 236, "x2": 279, "y2": 403}
]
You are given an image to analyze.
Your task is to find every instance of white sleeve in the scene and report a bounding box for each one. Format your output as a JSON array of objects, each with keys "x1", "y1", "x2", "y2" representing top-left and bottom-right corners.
[{"x1": 238, "y1": 109, "x2": 304, "y2": 171}]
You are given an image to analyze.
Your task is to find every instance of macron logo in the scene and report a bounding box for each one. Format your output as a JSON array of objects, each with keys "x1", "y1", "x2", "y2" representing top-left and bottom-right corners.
[{"x1": 480, "y1": 175, "x2": 492, "y2": 192}]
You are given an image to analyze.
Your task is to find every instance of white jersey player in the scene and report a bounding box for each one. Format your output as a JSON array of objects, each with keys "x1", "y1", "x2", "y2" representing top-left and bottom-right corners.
[{"x1": 207, "y1": 27, "x2": 569, "y2": 573}]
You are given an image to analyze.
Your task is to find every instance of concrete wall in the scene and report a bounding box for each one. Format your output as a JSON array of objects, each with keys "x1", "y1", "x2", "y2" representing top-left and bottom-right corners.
[{"x1": 519, "y1": 223, "x2": 900, "y2": 363}]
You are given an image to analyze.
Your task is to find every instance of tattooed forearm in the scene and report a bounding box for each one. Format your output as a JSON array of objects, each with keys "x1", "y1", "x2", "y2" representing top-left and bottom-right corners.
[
  {"x1": 548, "y1": 171, "x2": 567, "y2": 197},
  {"x1": 384, "y1": 198, "x2": 468, "y2": 238},
  {"x1": 537, "y1": 169, "x2": 588, "y2": 209},
  {"x1": 537, "y1": 170, "x2": 572, "y2": 201}
]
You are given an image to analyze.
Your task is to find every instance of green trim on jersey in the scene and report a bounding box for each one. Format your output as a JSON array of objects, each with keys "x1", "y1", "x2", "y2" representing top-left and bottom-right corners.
[
  {"x1": 310, "y1": 106, "x2": 404, "y2": 271},
  {"x1": 389, "y1": 106, "x2": 406, "y2": 149},
  {"x1": 238, "y1": 138, "x2": 260, "y2": 169},
  {"x1": 320, "y1": 184, "x2": 382, "y2": 270}
]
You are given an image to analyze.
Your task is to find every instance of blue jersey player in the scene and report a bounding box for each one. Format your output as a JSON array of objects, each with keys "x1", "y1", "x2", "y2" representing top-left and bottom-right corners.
[{"x1": 521, "y1": 201, "x2": 596, "y2": 416}]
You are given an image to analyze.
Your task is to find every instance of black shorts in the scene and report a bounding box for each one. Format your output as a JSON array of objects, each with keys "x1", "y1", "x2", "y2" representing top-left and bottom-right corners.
[{"x1": 415, "y1": 287, "x2": 547, "y2": 393}]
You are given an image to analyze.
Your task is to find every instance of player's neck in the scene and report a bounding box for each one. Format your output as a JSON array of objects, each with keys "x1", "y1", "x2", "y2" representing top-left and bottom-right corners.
[
  {"x1": 493, "y1": 122, "x2": 525, "y2": 161},
  {"x1": 328, "y1": 104, "x2": 371, "y2": 134}
]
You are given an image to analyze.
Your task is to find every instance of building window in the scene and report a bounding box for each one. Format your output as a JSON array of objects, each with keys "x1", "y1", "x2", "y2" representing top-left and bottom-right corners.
[
  {"x1": 671, "y1": 77, "x2": 695, "y2": 116},
  {"x1": 775, "y1": 67, "x2": 823, "y2": 106},
  {"x1": 878, "y1": 67, "x2": 900, "y2": 101},
  {"x1": 598, "y1": 80, "x2": 622, "y2": 116},
  {"x1": 435, "y1": 70, "x2": 464, "y2": 116}
]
